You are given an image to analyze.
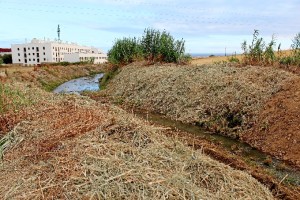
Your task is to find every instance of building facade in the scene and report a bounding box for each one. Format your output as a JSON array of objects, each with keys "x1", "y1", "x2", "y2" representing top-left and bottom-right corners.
[{"x1": 11, "y1": 38, "x2": 107, "y2": 65}]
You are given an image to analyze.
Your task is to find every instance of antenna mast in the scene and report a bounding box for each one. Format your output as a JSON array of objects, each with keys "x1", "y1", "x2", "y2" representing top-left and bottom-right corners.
[{"x1": 57, "y1": 24, "x2": 61, "y2": 42}]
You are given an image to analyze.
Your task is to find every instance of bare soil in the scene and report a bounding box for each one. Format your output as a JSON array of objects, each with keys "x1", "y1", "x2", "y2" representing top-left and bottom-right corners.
[{"x1": 242, "y1": 78, "x2": 300, "y2": 168}]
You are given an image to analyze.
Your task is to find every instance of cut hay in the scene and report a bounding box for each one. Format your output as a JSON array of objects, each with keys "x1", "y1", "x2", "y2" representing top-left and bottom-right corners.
[
  {"x1": 106, "y1": 64, "x2": 296, "y2": 137},
  {"x1": 0, "y1": 86, "x2": 273, "y2": 199}
]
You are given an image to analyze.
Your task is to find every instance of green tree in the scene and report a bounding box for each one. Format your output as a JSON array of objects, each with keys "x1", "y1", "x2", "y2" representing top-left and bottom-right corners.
[
  {"x1": 107, "y1": 28, "x2": 190, "y2": 66},
  {"x1": 2, "y1": 54, "x2": 12, "y2": 64}
]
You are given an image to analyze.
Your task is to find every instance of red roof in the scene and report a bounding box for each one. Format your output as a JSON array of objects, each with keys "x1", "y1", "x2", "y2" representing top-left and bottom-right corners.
[{"x1": 0, "y1": 48, "x2": 11, "y2": 53}]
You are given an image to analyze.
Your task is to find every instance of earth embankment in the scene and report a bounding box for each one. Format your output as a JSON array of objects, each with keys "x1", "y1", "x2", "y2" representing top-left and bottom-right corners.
[
  {"x1": 0, "y1": 81, "x2": 274, "y2": 199},
  {"x1": 106, "y1": 64, "x2": 300, "y2": 167}
]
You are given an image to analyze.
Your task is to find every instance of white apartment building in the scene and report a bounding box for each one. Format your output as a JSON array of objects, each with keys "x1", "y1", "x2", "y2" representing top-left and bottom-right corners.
[{"x1": 11, "y1": 38, "x2": 107, "y2": 66}]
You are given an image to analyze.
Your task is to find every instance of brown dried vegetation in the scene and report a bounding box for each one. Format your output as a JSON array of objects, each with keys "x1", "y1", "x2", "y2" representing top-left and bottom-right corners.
[
  {"x1": 106, "y1": 64, "x2": 295, "y2": 138},
  {"x1": 0, "y1": 65, "x2": 276, "y2": 199}
]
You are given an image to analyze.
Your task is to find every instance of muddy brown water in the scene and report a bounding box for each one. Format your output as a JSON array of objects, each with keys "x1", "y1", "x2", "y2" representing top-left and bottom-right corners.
[{"x1": 54, "y1": 75, "x2": 300, "y2": 186}]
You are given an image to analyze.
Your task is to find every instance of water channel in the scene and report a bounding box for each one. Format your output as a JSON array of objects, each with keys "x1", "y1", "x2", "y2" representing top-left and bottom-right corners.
[
  {"x1": 53, "y1": 74, "x2": 300, "y2": 186},
  {"x1": 53, "y1": 73, "x2": 104, "y2": 94}
]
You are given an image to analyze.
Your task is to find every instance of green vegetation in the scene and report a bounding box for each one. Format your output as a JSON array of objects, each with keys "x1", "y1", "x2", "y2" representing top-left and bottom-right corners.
[
  {"x1": 241, "y1": 30, "x2": 276, "y2": 66},
  {"x1": 108, "y1": 37, "x2": 142, "y2": 65},
  {"x1": 41, "y1": 61, "x2": 94, "y2": 67},
  {"x1": 241, "y1": 30, "x2": 300, "y2": 67},
  {"x1": 108, "y1": 28, "x2": 191, "y2": 66},
  {"x1": 279, "y1": 33, "x2": 300, "y2": 66},
  {"x1": 100, "y1": 66, "x2": 119, "y2": 90},
  {"x1": 228, "y1": 55, "x2": 240, "y2": 63},
  {"x1": 0, "y1": 54, "x2": 12, "y2": 64},
  {"x1": 0, "y1": 83, "x2": 30, "y2": 113}
]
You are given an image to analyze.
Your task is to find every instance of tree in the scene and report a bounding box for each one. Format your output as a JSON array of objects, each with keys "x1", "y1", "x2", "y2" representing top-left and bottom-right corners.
[{"x1": 2, "y1": 54, "x2": 12, "y2": 64}]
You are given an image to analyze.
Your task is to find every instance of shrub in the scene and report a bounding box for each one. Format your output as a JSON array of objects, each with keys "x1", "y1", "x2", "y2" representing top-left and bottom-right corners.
[
  {"x1": 241, "y1": 30, "x2": 277, "y2": 66},
  {"x1": 108, "y1": 37, "x2": 142, "y2": 65},
  {"x1": 291, "y1": 33, "x2": 300, "y2": 66},
  {"x1": 108, "y1": 28, "x2": 190, "y2": 65},
  {"x1": 1, "y1": 54, "x2": 12, "y2": 64},
  {"x1": 228, "y1": 56, "x2": 239, "y2": 63},
  {"x1": 241, "y1": 30, "x2": 300, "y2": 67}
]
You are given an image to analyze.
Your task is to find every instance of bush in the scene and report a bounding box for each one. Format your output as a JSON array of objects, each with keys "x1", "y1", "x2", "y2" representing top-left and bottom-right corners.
[
  {"x1": 241, "y1": 30, "x2": 300, "y2": 67},
  {"x1": 291, "y1": 33, "x2": 300, "y2": 66},
  {"x1": 108, "y1": 28, "x2": 190, "y2": 66},
  {"x1": 0, "y1": 54, "x2": 12, "y2": 64},
  {"x1": 108, "y1": 37, "x2": 142, "y2": 65},
  {"x1": 241, "y1": 30, "x2": 277, "y2": 66},
  {"x1": 228, "y1": 56, "x2": 239, "y2": 63}
]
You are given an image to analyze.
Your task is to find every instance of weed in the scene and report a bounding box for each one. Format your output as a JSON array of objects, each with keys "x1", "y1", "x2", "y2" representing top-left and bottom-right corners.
[
  {"x1": 0, "y1": 83, "x2": 30, "y2": 113},
  {"x1": 228, "y1": 55, "x2": 240, "y2": 63},
  {"x1": 100, "y1": 68, "x2": 119, "y2": 90}
]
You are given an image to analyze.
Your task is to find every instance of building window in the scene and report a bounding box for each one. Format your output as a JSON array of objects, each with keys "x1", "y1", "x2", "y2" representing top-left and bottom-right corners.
[
  {"x1": 28, "y1": 47, "x2": 30, "y2": 50},
  {"x1": 25, "y1": 59, "x2": 27, "y2": 63},
  {"x1": 18, "y1": 59, "x2": 21, "y2": 62},
  {"x1": 17, "y1": 48, "x2": 20, "y2": 51},
  {"x1": 43, "y1": 52, "x2": 45, "y2": 55},
  {"x1": 43, "y1": 47, "x2": 45, "y2": 50},
  {"x1": 29, "y1": 59, "x2": 31, "y2": 61},
  {"x1": 37, "y1": 53, "x2": 39, "y2": 57},
  {"x1": 33, "y1": 59, "x2": 35, "y2": 61},
  {"x1": 33, "y1": 53, "x2": 35, "y2": 55},
  {"x1": 44, "y1": 58, "x2": 46, "y2": 61},
  {"x1": 36, "y1": 47, "x2": 39, "y2": 52},
  {"x1": 28, "y1": 53, "x2": 30, "y2": 55},
  {"x1": 18, "y1": 53, "x2": 20, "y2": 56},
  {"x1": 32, "y1": 47, "x2": 34, "y2": 50},
  {"x1": 37, "y1": 59, "x2": 40, "y2": 63}
]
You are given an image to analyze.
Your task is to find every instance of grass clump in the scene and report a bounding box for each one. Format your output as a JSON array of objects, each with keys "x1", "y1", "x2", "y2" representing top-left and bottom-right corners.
[
  {"x1": 0, "y1": 83, "x2": 30, "y2": 114},
  {"x1": 108, "y1": 28, "x2": 191, "y2": 66}
]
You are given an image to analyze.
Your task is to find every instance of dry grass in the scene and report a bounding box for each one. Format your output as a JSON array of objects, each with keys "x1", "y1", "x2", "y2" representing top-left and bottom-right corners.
[
  {"x1": 191, "y1": 50, "x2": 293, "y2": 66},
  {"x1": 106, "y1": 64, "x2": 296, "y2": 137},
  {"x1": 0, "y1": 83, "x2": 274, "y2": 199}
]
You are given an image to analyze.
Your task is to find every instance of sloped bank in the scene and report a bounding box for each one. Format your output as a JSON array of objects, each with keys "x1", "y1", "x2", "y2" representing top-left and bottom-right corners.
[
  {"x1": 0, "y1": 83, "x2": 275, "y2": 199},
  {"x1": 106, "y1": 64, "x2": 299, "y2": 166},
  {"x1": 106, "y1": 64, "x2": 295, "y2": 137}
]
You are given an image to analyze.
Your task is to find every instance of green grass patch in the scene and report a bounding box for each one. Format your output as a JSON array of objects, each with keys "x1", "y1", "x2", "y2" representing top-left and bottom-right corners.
[
  {"x1": 0, "y1": 83, "x2": 31, "y2": 113},
  {"x1": 100, "y1": 68, "x2": 119, "y2": 90}
]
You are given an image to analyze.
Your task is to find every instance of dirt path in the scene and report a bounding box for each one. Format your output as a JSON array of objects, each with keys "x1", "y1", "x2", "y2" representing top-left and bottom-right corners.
[{"x1": 242, "y1": 78, "x2": 300, "y2": 168}]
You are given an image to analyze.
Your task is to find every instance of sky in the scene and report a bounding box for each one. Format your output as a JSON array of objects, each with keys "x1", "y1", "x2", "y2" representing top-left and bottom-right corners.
[{"x1": 0, "y1": 0, "x2": 299, "y2": 54}]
